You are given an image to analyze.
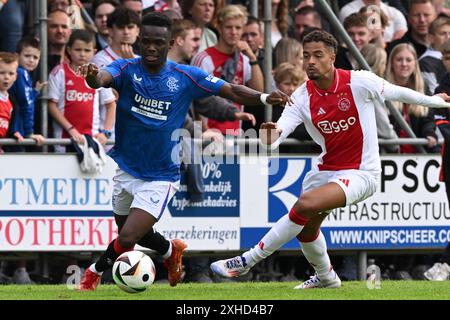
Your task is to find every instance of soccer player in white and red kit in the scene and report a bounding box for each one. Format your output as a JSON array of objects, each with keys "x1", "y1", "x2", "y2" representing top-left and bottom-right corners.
[{"x1": 211, "y1": 30, "x2": 450, "y2": 288}]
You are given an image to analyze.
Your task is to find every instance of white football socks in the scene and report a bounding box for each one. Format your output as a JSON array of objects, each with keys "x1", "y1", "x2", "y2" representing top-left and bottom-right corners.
[
  {"x1": 162, "y1": 241, "x2": 173, "y2": 260},
  {"x1": 243, "y1": 214, "x2": 304, "y2": 267},
  {"x1": 300, "y1": 231, "x2": 334, "y2": 280},
  {"x1": 89, "y1": 263, "x2": 103, "y2": 275}
]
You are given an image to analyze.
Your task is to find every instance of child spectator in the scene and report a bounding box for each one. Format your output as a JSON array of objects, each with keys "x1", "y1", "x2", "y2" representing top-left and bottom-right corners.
[
  {"x1": 273, "y1": 62, "x2": 316, "y2": 154},
  {"x1": 48, "y1": 29, "x2": 115, "y2": 153},
  {"x1": 0, "y1": 52, "x2": 19, "y2": 154},
  {"x1": 7, "y1": 36, "x2": 46, "y2": 151}
]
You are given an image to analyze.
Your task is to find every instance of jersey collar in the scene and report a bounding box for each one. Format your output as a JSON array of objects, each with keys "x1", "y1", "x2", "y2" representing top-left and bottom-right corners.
[{"x1": 312, "y1": 68, "x2": 340, "y2": 96}]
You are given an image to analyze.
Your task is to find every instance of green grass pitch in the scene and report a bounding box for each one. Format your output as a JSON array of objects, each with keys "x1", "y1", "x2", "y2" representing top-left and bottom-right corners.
[{"x1": 0, "y1": 281, "x2": 450, "y2": 300}]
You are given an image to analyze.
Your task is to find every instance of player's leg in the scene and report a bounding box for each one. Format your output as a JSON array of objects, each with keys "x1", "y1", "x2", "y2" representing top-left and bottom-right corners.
[
  {"x1": 291, "y1": 169, "x2": 378, "y2": 288},
  {"x1": 80, "y1": 174, "x2": 185, "y2": 289},
  {"x1": 113, "y1": 200, "x2": 185, "y2": 285},
  {"x1": 294, "y1": 213, "x2": 341, "y2": 289},
  {"x1": 79, "y1": 188, "x2": 134, "y2": 290},
  {"x1": 115, "y1": 213, "x2": 173, "y2": 261},
  {"x1": 210, "y1": 182, "x2": 346, "y2": 278}
]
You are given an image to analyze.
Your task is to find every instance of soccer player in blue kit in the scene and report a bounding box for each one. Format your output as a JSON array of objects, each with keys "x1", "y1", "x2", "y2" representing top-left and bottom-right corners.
[{"x1": 77, "y1": 12, "x2": 290, "y2": 290}]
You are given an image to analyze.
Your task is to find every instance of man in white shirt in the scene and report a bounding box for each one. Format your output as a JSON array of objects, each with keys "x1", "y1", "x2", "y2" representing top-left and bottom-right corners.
[
  {"x1": 210, "y1": 30, "x2": 450, "y2": 289},
  {"x1": 339, "y1": 0, "x2": 407, "y2": 42}
]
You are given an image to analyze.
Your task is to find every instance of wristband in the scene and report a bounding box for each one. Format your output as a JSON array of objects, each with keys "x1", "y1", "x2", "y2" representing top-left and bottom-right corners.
[
  {"x1": 249, "y1": 60, "x2": 259, "y2": 66},
  {"x1": 260, "y1": 93, "x2": 270, "y2": 106},
  {"x1": 100, "y1": 129, "x2": 112, "y2": 138},
  {"x1": 66, "y1": 126, "x2": 74, "y2": 132}
]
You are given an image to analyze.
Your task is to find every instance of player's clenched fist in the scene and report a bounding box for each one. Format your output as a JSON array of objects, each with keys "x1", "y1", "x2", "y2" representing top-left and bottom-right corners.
[
  {"x1": 77, "y1": 63, "x2": 99, "y2": 78},
  {"x1": 266, "y1": 90, "x2": 293, "y2": 107}
]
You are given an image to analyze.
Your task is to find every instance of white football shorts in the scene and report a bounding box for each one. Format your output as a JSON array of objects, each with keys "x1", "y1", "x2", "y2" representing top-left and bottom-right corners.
[
  {"x1": 302, "y1": 168, "x2": 380, "y2": 207},
  {"x1": 112, "y1": 169, "x2": 180, "y2": 220}
]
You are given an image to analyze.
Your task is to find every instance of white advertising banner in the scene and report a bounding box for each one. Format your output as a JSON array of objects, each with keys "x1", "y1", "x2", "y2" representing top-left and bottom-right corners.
[
  {"x1": 1, "y1": 154, "x2": 448, "y2": 251},
  {"x1": 0, "y1": 155, "x2": 240, "y2": 251},
  {"x1": 240, "y1": 155, "x2": 450, "y2": 250}
]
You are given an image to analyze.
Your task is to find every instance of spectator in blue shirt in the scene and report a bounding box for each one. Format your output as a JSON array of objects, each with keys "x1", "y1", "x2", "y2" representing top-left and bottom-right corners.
[{"x1": 7, "y1": 36, "x2": 45, "y2": 150}]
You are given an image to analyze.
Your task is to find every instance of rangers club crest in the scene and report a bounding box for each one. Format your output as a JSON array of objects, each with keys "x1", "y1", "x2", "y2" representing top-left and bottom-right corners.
[
  {"x1": 338, "y1": 97, "x2": 351, "y2": 111},
  {"x1": 167, "y1": 77, "x2": 179, "y2": 92}
]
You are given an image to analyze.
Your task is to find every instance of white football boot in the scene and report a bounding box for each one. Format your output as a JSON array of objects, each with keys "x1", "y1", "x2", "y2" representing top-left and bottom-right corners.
[
  {"x1": 424, "y1": 262, "x2": 450, "y2": 281},
  {"x1": 294, "y1": 270, "x2": 342, "y2": 289},
  {"x1": 210, "y1": 256, "x2": 251, "y2": 278}
]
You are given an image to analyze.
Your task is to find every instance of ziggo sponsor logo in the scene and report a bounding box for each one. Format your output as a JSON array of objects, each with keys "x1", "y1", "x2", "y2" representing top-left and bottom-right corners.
[
  {"x1": 66, "y1": 90, "x2": 94, "y2": 102},
  {"x1": 317, "y1": 116, "x2": 357, "y2": 134}
]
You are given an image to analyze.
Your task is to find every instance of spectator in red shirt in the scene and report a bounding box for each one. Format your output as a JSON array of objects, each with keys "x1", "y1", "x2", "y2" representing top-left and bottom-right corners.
[
  {"x1": 191, "y1": 5, "x2": 263, "y2": 136},
  {"x1": 0, "y1": 51, "x2": 19, "y2": 153}
]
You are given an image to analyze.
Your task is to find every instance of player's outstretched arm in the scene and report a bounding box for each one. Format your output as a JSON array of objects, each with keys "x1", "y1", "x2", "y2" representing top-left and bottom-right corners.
[
  {"x1": 383, "y1": 81, "x2": 450, "y2": 108},
  {"x1": 77, "y1": 63, "x2": 113, "y2": 89},
  {"x1": 218, "y1": 83, "x2": 293, "y2": 107}
]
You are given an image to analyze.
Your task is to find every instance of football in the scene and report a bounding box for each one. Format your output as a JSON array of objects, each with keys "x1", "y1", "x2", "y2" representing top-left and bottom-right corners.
[{"x1": 112, "y1": 250, "x2": 156, "y2": 293}]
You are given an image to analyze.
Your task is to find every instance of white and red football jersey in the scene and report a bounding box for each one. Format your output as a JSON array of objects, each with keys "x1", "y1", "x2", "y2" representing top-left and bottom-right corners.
[
  {"x1": 48, "y1": 62, "x2": 115, "y2": 140},
  {"x1": 0, "y1": 92, "x2": 12, "y2": 138},
  {"x1": 92, "y1": 46, "x2": 121, "y2": 68},
  {"x1": 191, "y1": 47, "x2": 251, "y2": 135},
  {"x1": 91, "y1": 46, "x2": 122, "y2": 133},
  {"x1": 276, "y1": 69, "x2": 450, "y2": 173}
]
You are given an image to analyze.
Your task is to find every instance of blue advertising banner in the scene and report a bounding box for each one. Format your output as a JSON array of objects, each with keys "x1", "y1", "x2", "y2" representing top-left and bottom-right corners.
[{"x1": 169, "y1": 158, "x2": 240, "y2": 217}]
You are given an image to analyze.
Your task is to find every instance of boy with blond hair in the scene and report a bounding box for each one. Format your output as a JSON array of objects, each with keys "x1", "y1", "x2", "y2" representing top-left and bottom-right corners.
[{"x1": 191, "y1": 5, "x2": 264, "y2": 136}]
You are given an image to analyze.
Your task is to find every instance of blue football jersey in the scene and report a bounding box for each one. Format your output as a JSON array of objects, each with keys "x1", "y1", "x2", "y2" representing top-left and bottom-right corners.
[{"x1": 103, "y1": 58, "x2": 225, "y2": 181}]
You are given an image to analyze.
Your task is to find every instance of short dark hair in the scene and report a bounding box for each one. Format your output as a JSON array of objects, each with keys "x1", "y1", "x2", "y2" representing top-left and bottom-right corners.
[
  {"x1": 16, "y1": 36, "x2": 40, "y2": 53},
  {"x1": 107, "y1": 6, "x2": 141, "y2": 28},
  {"x1": 67, "y1": 29, "x2": 95, "y2": 48},
  {"x1": 300, "y1": 26, "x2": 322, "y2": 42},
  {"x1": 246, "y1": 16, "x2": 260, "y2": 26},
  {"x1": 302, "y1": 30, "x2": 338, "y2": 54},
  {"x1": 141, "y1": 12, "x2": 173, "y2": 31},
  {"x1": 295, "y1": 5, "x2": 318, "y2": 17},
  {"x1": 409, "y1": 0, "x2": 433, "y2": 6},
  {"x1": 344, "y1": 12, "x2": 368, "y2": 30},
  {"x1": 92, "y1": 0, "x2": 119, "y2": 16}
]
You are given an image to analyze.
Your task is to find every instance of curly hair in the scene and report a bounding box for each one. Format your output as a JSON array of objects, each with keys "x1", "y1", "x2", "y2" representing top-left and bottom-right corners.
[{"x1": 302, "y1": 30, "x2": 338, "y2": 54}]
